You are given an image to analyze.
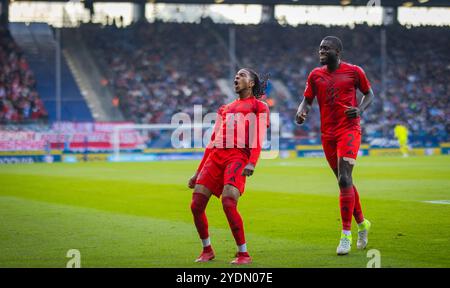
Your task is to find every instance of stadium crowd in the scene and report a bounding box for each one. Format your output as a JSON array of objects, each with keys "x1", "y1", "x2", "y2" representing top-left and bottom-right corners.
[
  {"x1": 232, "y1": 23, "x2": 449, "y2": 144},
  {"x1": 0, "y1": 25, "x2": 47, "y2": 124},
  {"x1": 81, "y1": 21, "x2": 449, "y2": 143},
  {"x1": 2, "y1": 20, "x2": 447, "y2": 144},
  {"x1": 80, "y1": 21, "x2": 229, "y2": 124}
]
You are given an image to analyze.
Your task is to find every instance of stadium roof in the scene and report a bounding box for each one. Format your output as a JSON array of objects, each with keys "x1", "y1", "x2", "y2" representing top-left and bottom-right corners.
[{"x1": 13, "y1": 0, "x2": 450, "y2": 8}]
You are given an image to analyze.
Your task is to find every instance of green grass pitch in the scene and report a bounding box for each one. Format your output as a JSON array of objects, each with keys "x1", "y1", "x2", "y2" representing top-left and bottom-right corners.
[{"x1": 0, "y1": 155, "x2": 449, "y2": 268}]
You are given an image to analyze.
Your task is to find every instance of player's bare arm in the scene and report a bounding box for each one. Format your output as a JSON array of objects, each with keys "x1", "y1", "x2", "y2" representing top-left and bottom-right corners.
[
  {"x1": 344, "y1": 88, "x2": 374, "y2": 119},
  {"x1": 295, "y1": 97, "x2": 313, "y2": 125}
]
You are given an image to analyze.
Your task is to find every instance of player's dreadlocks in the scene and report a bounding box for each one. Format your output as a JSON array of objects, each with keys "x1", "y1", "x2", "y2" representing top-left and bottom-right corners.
[{"x1": 244, "y1": 68, "x2": 269, "y2": 99}]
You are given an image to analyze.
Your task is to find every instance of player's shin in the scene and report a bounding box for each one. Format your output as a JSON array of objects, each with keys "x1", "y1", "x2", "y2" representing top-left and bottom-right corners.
[
  {"x1": 191, "y1": 193, "x2": 210, "y2": 248},
  {"x1": 353, "y1": 185, "x2": 364, "y2": 224},
  {"x1": 339, "y1": 186, "x2": 355, "y2": 232},
  {"x1": 222, "y1": 197, "x2": 247, "y2": 251}
]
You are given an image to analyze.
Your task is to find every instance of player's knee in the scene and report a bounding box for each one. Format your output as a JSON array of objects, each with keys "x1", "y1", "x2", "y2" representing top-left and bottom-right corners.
[
  {"x1": 190, "y1": 200, "x2": 203, "y2": 215},
  {"x1": 193, "y1": 184, "x2": 205, "y2": 195},
  {"x1": 338, "y1": 175, "x2": 353, "y2": 188},
  {"x1": 222, "y1": 185, "x2": 240, "y2": 200},
  {"x1": 221, "y1": 196, "x2": 237, "y2": 210}
]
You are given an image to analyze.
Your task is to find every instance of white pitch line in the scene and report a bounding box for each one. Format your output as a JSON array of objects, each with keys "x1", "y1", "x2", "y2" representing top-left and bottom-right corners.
[{"x1": 422, "y1": 200, "x2": 450, "y2": 205}]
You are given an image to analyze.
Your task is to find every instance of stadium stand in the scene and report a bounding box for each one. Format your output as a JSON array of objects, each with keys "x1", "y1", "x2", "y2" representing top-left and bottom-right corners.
[
  {"x1": 79, "y1": 21, "x2": 228, "y2": 124},
  {"x1": 79, "y1": 21, "x2": 449, "y2": 145},
  {"x1": 8, "y1": 23, "x2": 94, "y2": 122},
  {"x1": 0, "y1": 24, "x2": 48, "y2": 123}
]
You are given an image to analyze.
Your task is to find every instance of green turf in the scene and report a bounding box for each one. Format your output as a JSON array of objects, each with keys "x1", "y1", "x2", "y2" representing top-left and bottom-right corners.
[{"x1": 0, "y1": 156, "x2": 449, "y2": 267}]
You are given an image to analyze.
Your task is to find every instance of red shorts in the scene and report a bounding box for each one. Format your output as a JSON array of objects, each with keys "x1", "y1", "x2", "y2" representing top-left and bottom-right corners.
[
  {"x1": 196, "y1": 148, "x2": 248, "y2": 198},
  {"x1": 321, "y1": 130, "x2": 361, "y2": 170}
]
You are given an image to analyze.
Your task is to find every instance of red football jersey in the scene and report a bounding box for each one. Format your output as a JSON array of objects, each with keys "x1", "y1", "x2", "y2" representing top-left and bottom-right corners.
[
  {"x1": 197, "y1": 96, "x2": 270, "y2": 172},
  {"x1": 304, "y1": 61, "x2": 371, "y2": 137}
]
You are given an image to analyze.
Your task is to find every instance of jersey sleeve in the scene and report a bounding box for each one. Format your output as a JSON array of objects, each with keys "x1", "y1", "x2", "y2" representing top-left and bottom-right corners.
[
  {"x1": 303, "y1": 71, "x2": 316, "y2": 100},
  {"x1": 355, "y1": 66, "x2": 371, "y2": 95},
  {"x1": 248, "y1": 102, "x2": 270, "y2": 167}
]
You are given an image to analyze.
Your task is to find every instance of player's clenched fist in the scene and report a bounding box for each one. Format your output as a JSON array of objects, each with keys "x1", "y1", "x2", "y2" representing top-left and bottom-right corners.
[
  {"x1": 188, "y1": 172, "x2": 198, "y2": 189},
  {"x1": 241, "y1": 163, "x2": 255, "y2": 177},
  {"x1": 344, "y1": 106, "x2": 361, "y2": 119},
  {"x1": 295, "y1": 111, "x2": 308, "y2": 125}
]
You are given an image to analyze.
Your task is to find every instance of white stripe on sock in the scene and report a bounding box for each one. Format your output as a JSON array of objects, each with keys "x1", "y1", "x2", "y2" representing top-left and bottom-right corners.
[
  {"x1": 342, "y1": 230, "x2": 352, "y2": 236},
  {"x1": 201, "y1": 237, "x2": 211, "y2": 247},
  {"x1": 238, "y1": 243, "x2": 247, "y2": 253}
]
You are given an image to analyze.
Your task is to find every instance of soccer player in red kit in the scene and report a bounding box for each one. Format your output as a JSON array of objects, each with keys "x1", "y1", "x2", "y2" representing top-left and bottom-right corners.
[
  {"x1": 188, "y1": 68, "x2": 270, "y2": 265},
  {"x1": 295, "y1": 36, "x2": 374, "y2": 255}
]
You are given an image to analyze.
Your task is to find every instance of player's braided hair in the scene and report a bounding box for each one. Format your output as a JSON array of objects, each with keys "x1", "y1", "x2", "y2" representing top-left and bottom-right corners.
[{"x1": 244, "y1": 68, "x2": 269, "y2": 99}]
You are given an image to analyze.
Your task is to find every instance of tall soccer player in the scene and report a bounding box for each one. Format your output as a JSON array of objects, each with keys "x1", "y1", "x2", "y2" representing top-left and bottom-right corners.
[
  {"x1": 295, "y1": 36, "x2": 374, "y2": 255},
  {"x1": 188, "y1": 68, "x2": 270, "y2": 265}
]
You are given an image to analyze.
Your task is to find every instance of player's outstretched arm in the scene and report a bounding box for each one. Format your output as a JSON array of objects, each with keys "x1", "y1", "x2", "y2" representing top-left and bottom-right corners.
[
  {"x1": 344, "y1": 88, "x2": 374, "y2": 119},
  {"x1": 295, "y1": 97, "x2": 313, "y2": 125}
]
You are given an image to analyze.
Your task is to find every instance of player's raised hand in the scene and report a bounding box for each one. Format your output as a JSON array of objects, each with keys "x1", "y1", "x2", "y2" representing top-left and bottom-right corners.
[
  {"x1": 344, "y1": 106, "x2": 361, "y2": 119},
  {"x1": 295, "y1": 111, "x2": 308, "y2": 125},
  {"x1": 188, "y1": 173, "x2": 198, "y2": 189},
  {"x1": 242, "y1": 163, "x2": 255, "y2": 177}
]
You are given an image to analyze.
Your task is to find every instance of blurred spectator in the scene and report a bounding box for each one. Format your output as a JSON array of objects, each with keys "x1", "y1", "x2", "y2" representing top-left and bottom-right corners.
[
  {"x1": 0, "y1": 25, "x2": 47, "y2": 124},
  {"x1": 81, "y1": 21, "x2": 229, "y2": 124}
]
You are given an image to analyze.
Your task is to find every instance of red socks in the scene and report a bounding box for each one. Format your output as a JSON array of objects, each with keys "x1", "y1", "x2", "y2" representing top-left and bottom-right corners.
[
  {"x1": 203, "y1": 245, "x2": 212, "y2": 253},
  {"x1": 191, "y1": 194, "x2": 246, "y2": 249},
  {"x1": 222, "y1": 197, "x2": 246, "y2": 246},
  {"x1": 353, "y1": 185, "x2": 365, "y2": 224},
  {"x1": 190, "y1": 193, "x2": 210, "y2": 240},
  {"x1": 339, "y1": 186, "x2": 355, "y2": 231}
]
